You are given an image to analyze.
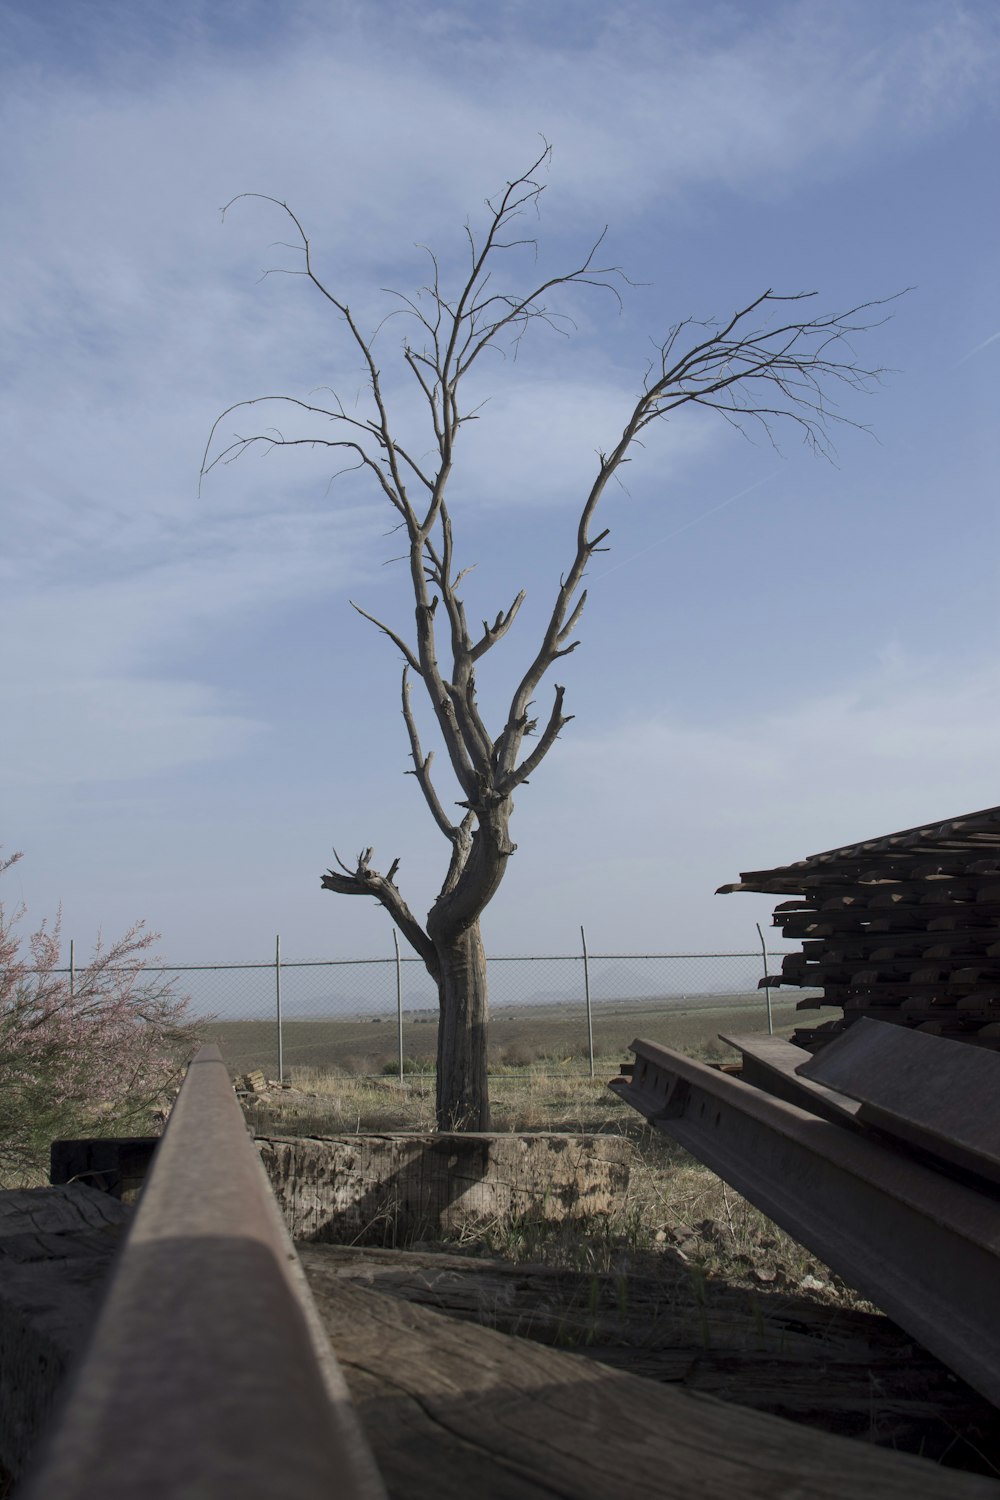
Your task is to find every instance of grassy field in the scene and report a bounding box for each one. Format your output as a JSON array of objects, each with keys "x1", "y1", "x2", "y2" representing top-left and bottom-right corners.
[{"x1": 208, "y1": 992, "x2": 833, "y2": 1079}]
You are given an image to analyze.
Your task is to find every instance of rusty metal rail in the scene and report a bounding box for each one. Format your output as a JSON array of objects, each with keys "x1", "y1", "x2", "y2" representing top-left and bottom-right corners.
[
  {"x1": 610, "y1": 1034, "x2": 1000, "y2": 1410},
  {"x1": 718, "y1": 1031, "x2": 863, "y2": 1127},
  {"x1": 19, "y1": 1044, "x2": 386, "y2": 1499},
  {"x1": 798, "y1": 1017, "x2": 1000, "y2": 1185}
]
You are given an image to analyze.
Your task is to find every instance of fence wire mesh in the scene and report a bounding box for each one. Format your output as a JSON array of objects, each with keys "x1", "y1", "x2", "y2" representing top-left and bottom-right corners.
[{"x1": 46, "y1": 946, "x2": 821, "y2": 1079}]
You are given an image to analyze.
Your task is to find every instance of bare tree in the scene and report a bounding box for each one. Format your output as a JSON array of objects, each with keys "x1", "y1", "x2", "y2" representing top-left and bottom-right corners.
[{"x1": 203, "y1": 146, "x2": 897, "y2": 1130}]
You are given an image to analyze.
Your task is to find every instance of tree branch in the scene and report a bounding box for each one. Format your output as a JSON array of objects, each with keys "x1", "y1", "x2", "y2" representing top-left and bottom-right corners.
[
  {"x1": 199, "y1": 395, "x2": 416, "y2": 510},
  {"x1": 439, "y1": 811, "x2": 476, "y2": 900},
  {"x1": 470, "y1": 592, "x2": 526, "y2": 661},
  {"x1": 634, "y1": 289, "x2": 904, "y2": 460},
  {"x1": 401, "y1": 668, "x2": 460, "y2": 841},
  {"x1": 320, "y1": 847, "x2": 437, "y2": 974},
  {"x1": 215, "y1": 196, "x2": 430, "y2": 522},
  {"x1": 419, "y1": 507, "x2": 495, "y2": 776},
  {"x1": 350, "y1": 602, "x2": 423, "y2": 675},
  {"x1": 499, "y1": 685, "x2": 574, "y2": 793}
]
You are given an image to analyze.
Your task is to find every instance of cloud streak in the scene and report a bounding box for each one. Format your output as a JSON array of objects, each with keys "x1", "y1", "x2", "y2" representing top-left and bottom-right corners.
[
  {"x1": 593, "y1": 470, "x2": 783, "y2": 581},
  {"x1": 497, "y1": 648, "x2": 1000, "y2": 949},
  {"x1": 955, "y1": 330, "x2": 1000, "y2": 367}
]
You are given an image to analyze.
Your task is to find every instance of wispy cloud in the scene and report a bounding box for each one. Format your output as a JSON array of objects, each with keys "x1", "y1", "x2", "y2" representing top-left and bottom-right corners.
[
  {"x1": 593, "y1": 470, "x2": 782, "y2": 581},
  {"x1": 499, "y1": 650, "x2": 1000, "y2": 948},
  {"x1": 1, "y1": 500, "x2": 380, "y2": 786},
  {"x1": 562, "y1": 651, "x2": 1000, "y2": 841}
]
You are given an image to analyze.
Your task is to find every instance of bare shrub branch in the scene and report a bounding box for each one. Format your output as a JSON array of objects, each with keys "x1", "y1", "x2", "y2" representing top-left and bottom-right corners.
[{"x1": 0, "y1": 850, "x2": 205, "y2": 1184}]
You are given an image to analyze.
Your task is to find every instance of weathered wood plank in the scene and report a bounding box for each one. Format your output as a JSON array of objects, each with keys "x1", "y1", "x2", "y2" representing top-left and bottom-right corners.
[
  {"x1": 297, "y1": 1242, "x2": 1000, "y2": 1465},
  {"x1": 302, "y1": 1266, "x2": 1000, "y2": 1499},
  {"x1": 1, "y1": 1181, "x2": 130, "y2": 1241},
  {"x1": 0, "y1": 1185, "x2": 130, "y2": 1480},
  {"x1": 257, "y1": 1133, "x2": 632, "y2": 1242},
  {"x1": 778, "y1": 908, "x2": 1000, "y2": 935}
]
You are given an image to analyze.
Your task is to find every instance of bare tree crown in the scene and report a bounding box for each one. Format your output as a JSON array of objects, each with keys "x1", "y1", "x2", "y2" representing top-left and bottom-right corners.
[{"x1": 202, "y1": 145, "x2": 899, "y2": 949}]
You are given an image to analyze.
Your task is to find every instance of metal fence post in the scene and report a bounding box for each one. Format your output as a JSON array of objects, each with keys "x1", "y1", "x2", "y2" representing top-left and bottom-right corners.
[
  {"x1": 275, "y1": 934, "x2": 284, "y2": 1081},
  {"x1": 581, "y1": 925, "x2": 595, "y2": 1078},
  {"x1": 756, "y1": 922, "x2": 774, "y2": 1036},
  {"x1": 392, "y1": 929, "x2": 403, "y2": 1083},
  {"x1": 69, "y1": 938, "x2": 75, "y2": 998}
]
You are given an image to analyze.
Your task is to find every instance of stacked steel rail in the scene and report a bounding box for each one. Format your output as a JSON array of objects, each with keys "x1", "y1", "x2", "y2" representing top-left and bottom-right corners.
[
  {"x1": 611, "y1": 1020, "x2": 1000, "y2": 1411},
  {"x1": 718, "y1": 803, "x2": 1000, "y2": 1048}
]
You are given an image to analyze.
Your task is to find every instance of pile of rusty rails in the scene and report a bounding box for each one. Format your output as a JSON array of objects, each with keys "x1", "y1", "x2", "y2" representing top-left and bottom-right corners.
[
  {"x1": 717, "y1": 802, "x2": 1000, "y2": 1048},
  {"x1": 611, "y1": 1017, "x2": 1000, "y2": 1411},
  {"x1": 17, "y1": 1044, "x2": 386, "y2": 1500}
]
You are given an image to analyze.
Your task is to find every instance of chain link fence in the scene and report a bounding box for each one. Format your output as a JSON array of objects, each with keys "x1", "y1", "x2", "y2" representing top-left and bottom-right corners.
[{"x1": 53, "y1": 938, "x2": 821, "y2": 1079}]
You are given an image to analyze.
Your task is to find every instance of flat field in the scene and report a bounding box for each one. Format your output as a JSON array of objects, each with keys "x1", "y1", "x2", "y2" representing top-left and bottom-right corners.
[{"x1": 208, "y1": 991, "x2": 832, "y2": 1078}]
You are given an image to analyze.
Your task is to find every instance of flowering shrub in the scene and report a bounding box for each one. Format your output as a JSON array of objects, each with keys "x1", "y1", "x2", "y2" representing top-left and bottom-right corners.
[{"x1": 0, "y1": 849, "x2": 205, "y2": 1184}]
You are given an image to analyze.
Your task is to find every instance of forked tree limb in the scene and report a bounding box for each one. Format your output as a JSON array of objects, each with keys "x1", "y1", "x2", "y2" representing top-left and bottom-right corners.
[
  {"x1": 320, "y1": 848, "x2": 437, "y2": 972},
  {"x1": 498, "y1": 685, "x2": 574, "y2": 795}
]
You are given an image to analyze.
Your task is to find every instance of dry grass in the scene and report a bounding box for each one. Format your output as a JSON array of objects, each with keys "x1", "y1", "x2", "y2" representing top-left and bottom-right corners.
[
  {"x1": 247, "y1": 1065, "x2": 636, "y2": 1135},
  {"x1": 227, "y1": 996, "x2": 842, "y2": 1303}
]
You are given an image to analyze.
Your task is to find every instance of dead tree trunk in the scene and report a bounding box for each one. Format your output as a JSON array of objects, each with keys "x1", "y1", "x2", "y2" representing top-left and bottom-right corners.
[{"x1": 432, "y1": 921, "x2": 490, "y2": 1131}]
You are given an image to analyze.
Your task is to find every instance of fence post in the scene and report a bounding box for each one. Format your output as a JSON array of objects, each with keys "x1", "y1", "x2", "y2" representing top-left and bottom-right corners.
[
  {"x1": 69, "y1": 938, "x2": 75, "y2": 998},
  {"x1": 581, "y1": 925, "x2": 595, "y2": 1078},
  {"x1": 275, "y1": 934, "x2": 284, "y2": 1081},
  {"x1": 392, "y1": 929, "x2": 404, "y2": 1082},
  {"x1": 756, "y1": 922, "x2": 774, "y2": 1036}
]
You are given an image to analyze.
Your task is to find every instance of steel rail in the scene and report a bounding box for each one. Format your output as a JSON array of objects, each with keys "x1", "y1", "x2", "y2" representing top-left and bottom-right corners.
[
  {"x1": 610, "y1": 1037, "x2": 1000, "y2": 1409},
  {"x1": 19, "y1": 1044, "x2": 386, "y2": 1500},
  {"x1": 799, "y1": 1017, "x2": 1000, "y2": 1186},
  {"x1": 718, "y1": 1031, "x2": 862, "y2": 1127}
]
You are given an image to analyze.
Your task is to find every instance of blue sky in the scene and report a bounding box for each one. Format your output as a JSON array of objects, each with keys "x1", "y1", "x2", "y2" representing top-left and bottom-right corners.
[{"x1": 3, "y1": 0, "x2": 999, "y2": 968}]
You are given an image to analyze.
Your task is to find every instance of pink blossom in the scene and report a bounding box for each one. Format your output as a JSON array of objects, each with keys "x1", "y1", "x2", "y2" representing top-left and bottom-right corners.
[{"x1": 1, "y1": 849, "x2": 204, "y2": 1183}]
